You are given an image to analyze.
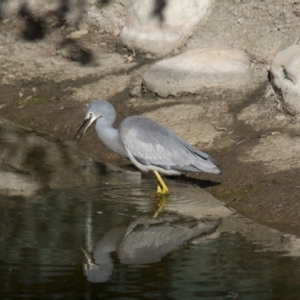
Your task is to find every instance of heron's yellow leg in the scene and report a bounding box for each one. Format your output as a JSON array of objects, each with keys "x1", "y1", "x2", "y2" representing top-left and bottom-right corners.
[
  {"x1": 153, "y1": 194, "x2": 168, "y2": 218},
  {"x1": 153, "y1": 170, "x2": 169, "y2": 195}
]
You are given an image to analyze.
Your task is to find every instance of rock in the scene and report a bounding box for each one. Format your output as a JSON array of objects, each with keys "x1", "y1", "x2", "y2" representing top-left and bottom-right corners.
[
  {"x1": 142, "y1": 47, "x2": 251, "y2": 97},
  {"x1": 120, "y1": 0, "x2": 212, "y2": 56},
  {"x1": 57, "y1": 39, "x2": 93, "y2": 65},
  {"x1": 65, "y1": 29, "x2": 89, "y2": 39},
  {"x1": 129, "y1": 85, "x2": 142, "y2": 97},
  {"x1": 78, "y1": 21, "x2": 90, "y2": 30},
  {"x1": 114, "y1": 28, "x2": 121, "y2": 37},
  {"x1": 0, "y1": 171, "x2": 41, "y2": 198},
  {"x1": 269, "y1": 45, "x2": 300, "y2": 115}
]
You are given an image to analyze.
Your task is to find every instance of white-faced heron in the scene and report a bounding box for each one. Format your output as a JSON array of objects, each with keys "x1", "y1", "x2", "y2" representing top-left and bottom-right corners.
[{"x1": 74, "y1": 100, "x2": 222, "y2": 195}]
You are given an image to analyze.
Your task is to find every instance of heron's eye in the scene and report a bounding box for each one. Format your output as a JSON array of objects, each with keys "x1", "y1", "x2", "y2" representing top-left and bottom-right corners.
[{"x1": 89, "y1": 113, "x2": 93, "y2": 119}]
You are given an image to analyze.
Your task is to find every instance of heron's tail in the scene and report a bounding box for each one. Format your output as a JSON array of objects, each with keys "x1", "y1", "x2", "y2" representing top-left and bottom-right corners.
[
  {"x1": 193, "y1": 150, "x2": 222, "y2": 174},
  {"x1": 204, "y1": 156, "x2": 223, "y2": 174}
]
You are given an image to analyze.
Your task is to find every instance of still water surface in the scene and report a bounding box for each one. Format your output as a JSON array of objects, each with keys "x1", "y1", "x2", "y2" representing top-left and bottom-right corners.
[{"x1": 1, "y1": 125, "x2": 300, "y2": 299}]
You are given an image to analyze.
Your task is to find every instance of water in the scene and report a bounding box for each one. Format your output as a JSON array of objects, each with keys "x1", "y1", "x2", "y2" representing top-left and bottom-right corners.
[{"x1": 1, "y1": 125, "x2": 300, "y2": 300}]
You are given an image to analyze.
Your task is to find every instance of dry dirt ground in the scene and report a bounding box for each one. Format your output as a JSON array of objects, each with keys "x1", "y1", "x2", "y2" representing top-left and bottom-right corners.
[{"x1": 1, "y1": 15, "x2": 300, "y2": 236}]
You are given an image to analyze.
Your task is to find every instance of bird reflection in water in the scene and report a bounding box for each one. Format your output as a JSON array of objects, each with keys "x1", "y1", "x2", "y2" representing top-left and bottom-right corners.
[{"x1": 81, "y1": 214, "x2": 218, "y2": 283}]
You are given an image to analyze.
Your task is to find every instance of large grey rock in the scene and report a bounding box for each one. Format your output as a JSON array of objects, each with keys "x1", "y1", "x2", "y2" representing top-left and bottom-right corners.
[
  {"x1": 143, "y1": 47, "x2": 251, "y2": 97},
  {"x1": 269, "y1": 45, "x2": 300, "y2": 115},
  {"x1": 120, "y1": 0, "x2": 212, "y2": 56}
]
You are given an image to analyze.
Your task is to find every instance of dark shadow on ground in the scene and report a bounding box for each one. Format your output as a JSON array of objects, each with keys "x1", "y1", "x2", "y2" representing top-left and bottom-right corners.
[{"x1": 175, "y1": 174, "x2": 221, "y2": 189}]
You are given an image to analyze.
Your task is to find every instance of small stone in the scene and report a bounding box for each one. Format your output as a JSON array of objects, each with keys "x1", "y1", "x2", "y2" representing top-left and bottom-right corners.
[
  {"x1": 65, "y1": 29, "x2": 88, "y2": 40},
  {"x1": 114, "y1": 28, "x2": 121, "y2": 36},
  {"x1": 126, "y1": 56, "x2": 134, "y2": 63},
  {"x1": 294, "y1": 8, "x2": 300, "y2": 17},
  {"x1": 129, "y1": 86, "x2": 141, "y2": 97},
  {"x1": 78, "y1": 21, "x2": 89, "y2": 30}
]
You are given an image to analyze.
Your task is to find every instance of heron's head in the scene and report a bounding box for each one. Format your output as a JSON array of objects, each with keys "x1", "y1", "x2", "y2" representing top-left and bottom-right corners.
[{"x1": 74, "y1": 100, "x2": 115, "y2": 141}]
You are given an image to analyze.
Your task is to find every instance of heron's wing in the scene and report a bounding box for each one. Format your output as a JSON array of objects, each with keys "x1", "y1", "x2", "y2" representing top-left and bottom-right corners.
[{"x1": 119, "y1": 116, "x2": 221, "y2": 173}]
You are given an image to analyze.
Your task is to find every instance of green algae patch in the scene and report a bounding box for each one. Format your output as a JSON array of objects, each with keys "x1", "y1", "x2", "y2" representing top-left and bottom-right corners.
[
  {"x1": 17, "y1": 94, "x2": 52, "y2": 107},
  {"x1": 221, "y1": 182, "x2": 268, "y2": 205}
]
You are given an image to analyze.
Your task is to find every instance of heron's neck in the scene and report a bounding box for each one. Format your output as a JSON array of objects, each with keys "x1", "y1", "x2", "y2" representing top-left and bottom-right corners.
[{"x1": 95, "y1": 121, "x2": 127, "y2": 158}]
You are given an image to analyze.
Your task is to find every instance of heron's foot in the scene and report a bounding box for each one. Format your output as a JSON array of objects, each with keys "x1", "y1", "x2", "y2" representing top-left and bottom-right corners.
[
  {"x1": 156, "y1": 184, "x2": 169, "y2": 195},
  {"x1": 154, "y1": 170, "x2": 169, "y2": 195},
  {"x1": 153, "y1": 195, "x2": 168, "y2": 218}
]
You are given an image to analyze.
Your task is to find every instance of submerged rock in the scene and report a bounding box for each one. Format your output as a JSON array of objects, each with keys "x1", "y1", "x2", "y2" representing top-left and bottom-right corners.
[
  {"x1": 143, "y1": 47, "x2": 251, "y2": 97},
  {"x1": 0, "y1": 170, "x2": 41, "y2": 199},
  {"x1": 120, "y1": 0, "x2": 212, "y2": 56},
  {"x1": 269, "y1": 45, "x2": 300, "y2": 115}
]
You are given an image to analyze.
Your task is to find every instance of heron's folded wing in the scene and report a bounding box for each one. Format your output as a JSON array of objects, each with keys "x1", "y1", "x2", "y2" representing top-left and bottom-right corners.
[{"x1": 120, "y1": 116, "x2": 220, "y2": 173}]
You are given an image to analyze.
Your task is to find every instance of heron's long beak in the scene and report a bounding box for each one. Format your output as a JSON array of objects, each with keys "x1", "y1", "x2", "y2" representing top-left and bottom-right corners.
[{"x1": 74, "y1": 118, "x2": 93, "y2": 141}]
